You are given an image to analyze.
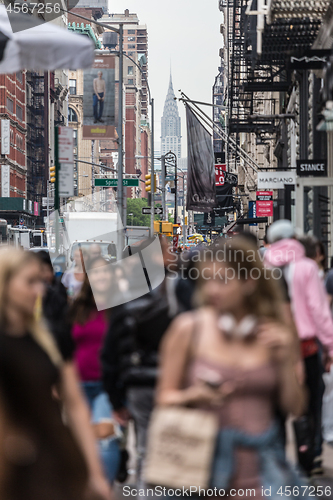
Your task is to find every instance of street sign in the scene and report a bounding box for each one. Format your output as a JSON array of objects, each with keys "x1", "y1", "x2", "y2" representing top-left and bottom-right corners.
[
  {"x1": 142, "y1": 206, "x2": 163, "y2": 215},
  {"x1": 58, "y1": 127, "x2": 74, "y2": 163},
  {"x1": 59, "y1": 163, "x2": 74, "y2": 197},
  {"x1": 94, "y1": 178, "x2": 139, "y2": 187},
  {"x1": 42, "y1": 196, "x2": 54, "y2": 207}
]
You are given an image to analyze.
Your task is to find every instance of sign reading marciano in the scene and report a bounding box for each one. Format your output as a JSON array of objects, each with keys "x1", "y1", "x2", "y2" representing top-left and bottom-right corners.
[{"x1": 257, "y1": 171, "x2": 296, "y2": 190}]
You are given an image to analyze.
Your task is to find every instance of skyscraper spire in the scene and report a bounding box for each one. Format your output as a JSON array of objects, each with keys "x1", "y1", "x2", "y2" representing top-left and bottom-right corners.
[{"x1": 161, "y1": 73, "x2": 181, "y2": 159}]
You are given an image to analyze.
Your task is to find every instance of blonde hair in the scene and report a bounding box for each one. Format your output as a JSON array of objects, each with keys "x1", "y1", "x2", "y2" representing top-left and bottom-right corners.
[
  {"x1": 0, "y1": 248, "x2": 62, "y2": 366},
  {"x1": 195, "y1": 236, "x2": 285, "y2": 323}
]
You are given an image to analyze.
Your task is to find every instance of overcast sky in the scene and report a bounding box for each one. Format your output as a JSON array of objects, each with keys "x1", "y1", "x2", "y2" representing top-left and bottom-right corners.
[{"x1": 108, "y1": 0, "x2": 222, "y2": 158}]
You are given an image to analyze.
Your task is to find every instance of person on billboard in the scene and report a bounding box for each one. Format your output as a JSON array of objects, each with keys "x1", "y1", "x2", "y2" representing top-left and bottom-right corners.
[{"x1": 93, "y1": 71, "x2": 106, "y2": 123}]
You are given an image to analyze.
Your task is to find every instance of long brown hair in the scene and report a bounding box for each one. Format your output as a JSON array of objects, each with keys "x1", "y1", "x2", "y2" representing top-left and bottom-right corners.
[
  {"x1": 69, "y1": 256, "x2": 111, "y2": 325},
  {"x1": 195, "y1": 236, "x2": 285, "y2": 322},
  {"x1": 0, "y1": 248, "x2": 62, "y2": 365}
]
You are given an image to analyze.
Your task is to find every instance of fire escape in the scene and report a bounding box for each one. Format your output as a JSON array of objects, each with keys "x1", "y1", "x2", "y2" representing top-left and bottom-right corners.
[
  {"x1": 26, "y1": 71, "x2": 46, "y2": 212},
  {"x1": 226, "y1": 0, "x2": 329, "y2": 155}
]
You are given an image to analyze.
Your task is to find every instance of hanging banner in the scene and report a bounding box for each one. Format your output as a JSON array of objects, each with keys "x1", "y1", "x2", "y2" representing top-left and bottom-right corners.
[
  {"x1": 83, "y1": 55, "x2": 117, "y2": 140},
  {"x1": 186, "y1": 105, "x2": 217, "y2": 212},
  {"x1": 1, "y1": 165, "x2": 10, "y2": 197},
  {"x1": 58, "y1": 127, "x2": 74, "y2": 163},
  {"x1": 215, "y1": 165, "x2": 226, "y2": 186},
  {"x1": 1, "y1": 120, "x2": 10, "y2": 155}
]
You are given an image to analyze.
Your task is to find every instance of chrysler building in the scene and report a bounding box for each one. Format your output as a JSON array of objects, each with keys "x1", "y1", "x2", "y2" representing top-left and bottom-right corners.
[{"x1": 161, "y1": 74, "x2": 181, "y2": 159}]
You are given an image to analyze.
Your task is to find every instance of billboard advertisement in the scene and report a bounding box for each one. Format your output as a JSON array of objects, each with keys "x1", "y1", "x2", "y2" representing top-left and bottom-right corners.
[{"x1": 83, "y1": 55, "x2": 117, "y2": 140}]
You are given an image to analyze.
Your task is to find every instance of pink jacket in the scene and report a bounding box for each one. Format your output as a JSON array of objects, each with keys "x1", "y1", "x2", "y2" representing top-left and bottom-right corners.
[{"x1": 265, "y1": 238, "x2": 333, "y2": 357}]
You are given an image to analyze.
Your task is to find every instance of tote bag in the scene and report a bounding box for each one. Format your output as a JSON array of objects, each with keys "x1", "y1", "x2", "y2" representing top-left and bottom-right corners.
[{"x1": 144, "y1": 405, "x2": 218, "y2": 489}]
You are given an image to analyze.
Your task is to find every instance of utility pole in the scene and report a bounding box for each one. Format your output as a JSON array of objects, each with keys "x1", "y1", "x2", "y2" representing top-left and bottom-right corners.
[
  {"x1": 117, "y1": 23, "x2": 124, "y2": 256},
  {"x1": 174, "y1": 155, "x2": 177, "y2": 224},
  {"x1": 150, "y1": 98, "x2": 155, "y2": 236},
  {"x1": 54, "y1": 127, "x2": 60, "y2": 253},
  {"x1": 161, "y1": 154, "x2": 166, "y2": 220}
]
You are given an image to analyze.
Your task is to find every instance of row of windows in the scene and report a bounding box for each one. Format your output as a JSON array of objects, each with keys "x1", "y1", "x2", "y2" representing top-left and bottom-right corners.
[{"x1": 6, "y1": 98, "x2": 24, "y2": 122}]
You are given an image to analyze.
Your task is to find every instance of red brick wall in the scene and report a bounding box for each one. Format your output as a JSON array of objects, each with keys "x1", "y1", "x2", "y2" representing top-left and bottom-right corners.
[{"x1": 0, "y1": 72, "x2": 26, "y2": 197}]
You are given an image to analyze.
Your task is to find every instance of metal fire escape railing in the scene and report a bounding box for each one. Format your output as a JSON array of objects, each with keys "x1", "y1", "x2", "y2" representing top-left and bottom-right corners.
[
  {"x1": 226, "y1": 0, "x2": 330, "y2": 163},
  {"x1": 26, "y1": 71, "x2": 46, "y2": 208}
]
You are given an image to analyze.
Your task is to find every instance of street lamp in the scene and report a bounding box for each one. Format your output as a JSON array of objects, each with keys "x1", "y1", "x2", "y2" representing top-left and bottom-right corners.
[{"x1": 123, "y1": 52, "x2": 155, "y2": 237}]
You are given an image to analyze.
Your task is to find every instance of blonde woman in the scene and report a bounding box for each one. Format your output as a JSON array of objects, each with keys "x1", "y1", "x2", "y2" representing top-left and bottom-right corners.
[
  {"x1": 157, "y1": 237, "x2": 305, "y2": 498},
  {"x1": 0, "y1": 248, "x2": 111, "y2": 500}
]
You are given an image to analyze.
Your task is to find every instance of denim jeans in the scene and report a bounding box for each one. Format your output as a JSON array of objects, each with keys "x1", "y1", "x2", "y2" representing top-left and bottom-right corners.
[
  {"x1": 127, "y1": 386, "x2": 155, "y2": 491},
  {"x1": 82, "y1": 381, "x2": 120, "y2": 483},
  {"x1": 93, "y1": 93, "x2": 104, "y2": 121}
]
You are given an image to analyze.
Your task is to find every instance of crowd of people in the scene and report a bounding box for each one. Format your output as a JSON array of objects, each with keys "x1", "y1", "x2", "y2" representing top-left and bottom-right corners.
[{"x1": 0, "y1": 221, "x2": 333, "y2": 500}]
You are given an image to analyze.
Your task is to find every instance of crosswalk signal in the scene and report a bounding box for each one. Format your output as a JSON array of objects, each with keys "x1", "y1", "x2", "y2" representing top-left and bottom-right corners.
[
  {"x1": 173, "y1": 224, "x2": 182, "y2": 235},
  {"x1": 145, "y1": 174, "x2": 151, "y2": 192},
  {"x1": 50, "y1": 165, "x2": 56, "y2": 183}
]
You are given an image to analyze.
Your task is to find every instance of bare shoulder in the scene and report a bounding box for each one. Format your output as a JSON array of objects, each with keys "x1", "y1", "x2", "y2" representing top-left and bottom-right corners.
[{"x1": 161, "y1": 308, "x2": 209, "y2": 351}]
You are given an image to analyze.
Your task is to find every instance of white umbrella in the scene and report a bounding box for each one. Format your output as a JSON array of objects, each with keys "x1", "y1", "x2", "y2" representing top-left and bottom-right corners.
[{"x1": 0, "y1": 5, "x2": 94, "y2": 73}]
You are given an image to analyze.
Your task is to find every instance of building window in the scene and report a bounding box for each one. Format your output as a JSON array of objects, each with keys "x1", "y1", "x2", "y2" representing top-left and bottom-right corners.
[
  {"x1": 69, "y1": 79, "x2": 77, "y2": 95},
  {"x1": 128, "y1": 66, "x2": 134, "y2": 75},
  {"x1": 6, "y1": 97, "x2": 13, "y2": 114},
  {"x1": 128, "y1": 79, "x2": 134, "y2": 85},
  {"x1": 68, "y1": 107, "x2": 78, "y2": 122},
  {"x1": 128, "y1": 52, "x2": 134, "y2": 57},
  {"x1": 128, "y1": 45, "x2": 136, "y2": 49},
  {"x1": 128, "y1": 36, "x2": 135, "y2": 41},
  {"x1": 16, "y1": 105, "x2": 23, "y2": 122},
  {"x1": 73, "y1": 129, "x2": 77, "y2": 147},
  {"x1": 16, "y1": 71, "x2": 23, "y2": 83},
  {"x1": 128, "y1": 29, "x2": 135, "y2": 34}
]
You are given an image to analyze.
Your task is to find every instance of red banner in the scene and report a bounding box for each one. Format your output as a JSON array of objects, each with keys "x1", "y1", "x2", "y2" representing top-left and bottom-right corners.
[
  {"x1": 215, "y1": 164, "x2": 226, "y2": 186},
  {"x1": 256, "y1": 201, "x2": 273, "y2": 217}
]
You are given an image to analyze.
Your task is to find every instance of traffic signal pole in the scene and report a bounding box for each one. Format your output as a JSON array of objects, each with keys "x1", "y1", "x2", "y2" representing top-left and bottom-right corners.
[
  {"x1": 54, "y1": 127, "x2": 60, "y2": 253},
  {"x1": 161, "y1": 155, "x2": 166, "y2": 220},
  {"x1": 150, "y1": 98, "x2": 155, "y2": 237}
]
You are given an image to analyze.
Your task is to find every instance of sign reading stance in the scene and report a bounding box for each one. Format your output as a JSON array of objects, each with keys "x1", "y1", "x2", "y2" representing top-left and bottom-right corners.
[
  {"x1": 296, "y1": 159, "x2": 327, "y2": 177},
  {"x1": 257, "y1": 171, "x2": 296, "y2": 189}
]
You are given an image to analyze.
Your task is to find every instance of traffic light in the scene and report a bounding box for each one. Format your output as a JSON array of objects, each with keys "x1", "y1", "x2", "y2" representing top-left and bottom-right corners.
[
  {"x1": 145, "y1": 173, "x2": 157, "y2": 193},
  {"x1": 49, "y1": 165, "x2": 56, "y2": 183},
  {"x1": 145, "y1": 174, "x2": 151, "y2": 192},
  {"x1": 161, "y1": 221, "x2": 173, "y2": 234}
]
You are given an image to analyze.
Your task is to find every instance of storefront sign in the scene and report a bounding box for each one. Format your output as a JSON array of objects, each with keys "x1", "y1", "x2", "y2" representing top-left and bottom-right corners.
[
  {"x1": 256, "y1": 190, "x2": 273, "y2": 217},
  {"x1": 296, "y1": 159, "x2": 327, "y2": 177},
  {"x1": 1, "y1": 120, "x2": 10, "y2": 155},
  {"x1": 1, "y1": 164, "x2": 10, "y2": 197},
  {"x1": 257, "y1": 171, "x2": 296, "y2": 189}
]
